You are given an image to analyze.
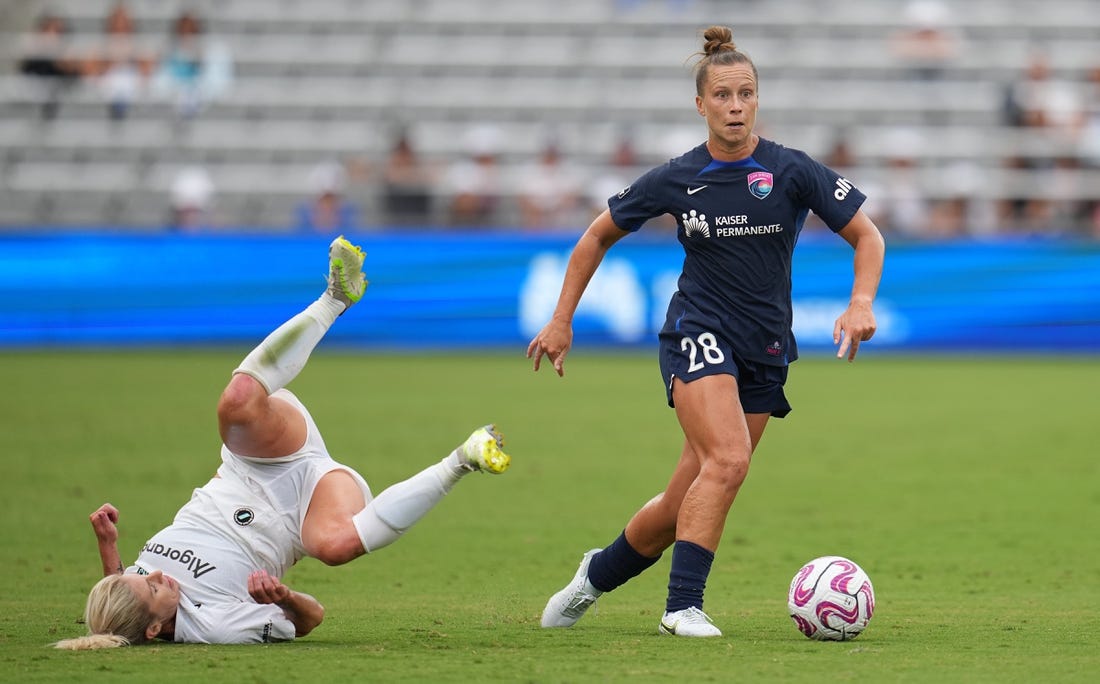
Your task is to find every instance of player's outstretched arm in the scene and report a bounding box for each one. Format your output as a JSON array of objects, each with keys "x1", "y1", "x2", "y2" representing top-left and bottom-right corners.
[
  {"x1": 834, "y1": 211, "x2": 885, "y2": 362},
  {"x1": 527, "y1": 210, "x2": 630, "y2": 376},
  {"x1": 247, "y1": 569, "x2": 325, "y2": 637},
  {"x1": 89, "y1": 503, "x2": 124, "y2": 577}
]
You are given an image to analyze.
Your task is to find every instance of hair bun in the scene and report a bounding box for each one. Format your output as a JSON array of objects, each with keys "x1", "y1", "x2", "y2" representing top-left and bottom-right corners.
[{"x1": 702, "y1": 25, "x2": 736, "y2": 55}]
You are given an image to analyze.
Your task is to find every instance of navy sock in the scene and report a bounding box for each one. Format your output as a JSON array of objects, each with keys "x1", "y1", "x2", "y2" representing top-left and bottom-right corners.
[
  {"x1": 586, "y1": 531, "x2": 661, "y2": 593},
  {"x1": 665, "y1": 540, "x2": 715, "y2": 613}
]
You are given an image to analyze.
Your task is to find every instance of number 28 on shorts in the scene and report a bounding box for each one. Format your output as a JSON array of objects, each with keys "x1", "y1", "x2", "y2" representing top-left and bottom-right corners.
[{"x1": 679, "y1": 331, "x2": 727, "y2": 374}]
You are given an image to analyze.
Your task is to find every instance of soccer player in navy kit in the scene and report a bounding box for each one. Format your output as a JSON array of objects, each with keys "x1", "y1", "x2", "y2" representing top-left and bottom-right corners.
[{"x1": 529, "y1": 26, "x2": 885, "y2": 637}]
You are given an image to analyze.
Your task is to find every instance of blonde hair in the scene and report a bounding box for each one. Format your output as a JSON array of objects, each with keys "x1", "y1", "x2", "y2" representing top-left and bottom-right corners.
[
  {"x1": 52, "y1": 575, "x2": 153, "y2": 650},
  {"x1": 693, "y1": 25, "x2": 758, "y2": 95}
]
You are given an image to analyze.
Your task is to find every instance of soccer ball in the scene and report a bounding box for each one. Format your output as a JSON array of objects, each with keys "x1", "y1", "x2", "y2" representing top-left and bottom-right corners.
[{"x1": 787, "y1": 555, "x2": 875, "y2": 641}]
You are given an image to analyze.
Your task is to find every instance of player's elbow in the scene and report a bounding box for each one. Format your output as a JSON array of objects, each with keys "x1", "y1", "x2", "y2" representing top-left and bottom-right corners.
[
  {"x1": 295, "y1": 604, "x2": 325, "y2": 637},
  {"x1": 308, "y1": 531, "x2": 365, "y2": 566}
]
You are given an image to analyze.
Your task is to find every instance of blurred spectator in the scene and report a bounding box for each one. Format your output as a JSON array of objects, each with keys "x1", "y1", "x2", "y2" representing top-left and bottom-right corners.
[
  {"x1": 1081, "y1": 65, "x2": 1100, "y2": 168},
  {"x1": 1081, "y1": 65, "x2": 1100, "y2": 236},
  {"x1": 1033, "y1": 156, "x2": 1089, "y2": 235},
  {"x1": 443, "y1": 125, "x2": 503, "y2": 226},
  {"x1": 516, "y1": 141, "x2": 583, "y2": 230},
  {"x1": 996, "y1": 154, "x2": 1085, "y2": 235},
  {"x1": 823, "y1": 129, "x2": 857, "y2": 173},
  {"x1": 889, "y1": 0, "x2": 961, "y2": 80},
  {"x1": 152, "y1": 9, "x2": 234, "y2": 121},
  {"x1": 586, "y1": 134, "x2": 640, "y2": 220},
  {"x1": 926, "y1": 161, "x2": 997, "y2": 238},
  {"x1": 17, "y1": 12, "x2": 82, "y2": 120},
  {"x1": 169, "y1": 166, "x2": 215, "y2": 231},
  {"x1": 380, "y1": 131, "x2": 435, "y2": 226},
  {"x1": 876, "y1": 128, "x2": 930, "y2": 238},
  {"x1": 86, "y1": 3, "x2": 156, "y2": 120},
  {"x1": 1002, "y1": 51, "x2": 1087, "y2": 233},
  {"x1": 1005, "y1": 50, "x2": 1085, "y2": 139},
  {"x1": 295, "y1": 160, "x2": 359, "y2": 234},
  {"x1": 996, "y1": 154, "x2": 1031, "y2": 232}
]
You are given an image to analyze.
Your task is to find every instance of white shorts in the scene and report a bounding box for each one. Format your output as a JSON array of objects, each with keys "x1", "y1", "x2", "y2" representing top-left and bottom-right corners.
[{"x1": 200, "y1": 389, "x2": 373, "y2": 569}]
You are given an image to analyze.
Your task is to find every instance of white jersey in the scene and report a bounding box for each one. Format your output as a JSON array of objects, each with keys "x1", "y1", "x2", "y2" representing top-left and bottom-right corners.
[{"x1": 127, "y1": 389, "x2": 372, "y2": 644}]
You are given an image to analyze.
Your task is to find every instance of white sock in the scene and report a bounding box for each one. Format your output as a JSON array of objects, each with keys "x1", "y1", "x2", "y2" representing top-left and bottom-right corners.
[
  {"x1": 234, "y1": 295, "x2": 346, "y2": 393},
  {"x1": 351, "y1": 456, "x2": 469, "y2": 553}
]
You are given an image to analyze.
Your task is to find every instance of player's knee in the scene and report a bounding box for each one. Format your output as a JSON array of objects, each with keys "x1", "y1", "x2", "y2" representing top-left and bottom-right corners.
[
  {"x1": 702, "y1": 452, "x2": 750, "y2": 490},
  {"x1": 217, "y1": 374, "x2": 265, "y2": 426}
]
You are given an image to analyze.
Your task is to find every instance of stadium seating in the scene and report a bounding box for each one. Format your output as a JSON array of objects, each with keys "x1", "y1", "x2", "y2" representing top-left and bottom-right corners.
[{"x1": 1, "y1": 0, "x2": 1097, "y2": 230}]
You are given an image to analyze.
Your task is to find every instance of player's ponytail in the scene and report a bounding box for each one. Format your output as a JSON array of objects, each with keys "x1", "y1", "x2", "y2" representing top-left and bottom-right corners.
[
  {"x1": 52, "y1": 575, "x2": 153, "y2": 649},
  {"x1": 52, "y1": 633, "x2": 131, "y2": 650},
  {"x1": 694, "y1": 25, "x2": 758, "y2": 95}
]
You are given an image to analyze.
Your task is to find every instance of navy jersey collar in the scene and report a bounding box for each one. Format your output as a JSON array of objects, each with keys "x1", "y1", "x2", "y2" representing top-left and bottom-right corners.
[
  {"x1": 697, "y1": 156, "x2": 767, "y2": 176},
  {"x1": 695, "y1": 140, "x2": 770, "y2": 177}
]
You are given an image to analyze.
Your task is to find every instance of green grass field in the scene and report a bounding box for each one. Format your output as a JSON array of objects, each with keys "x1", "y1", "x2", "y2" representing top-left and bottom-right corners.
[{"x1": 2, "y1": 350, "x2": 1097, "y2": 683}]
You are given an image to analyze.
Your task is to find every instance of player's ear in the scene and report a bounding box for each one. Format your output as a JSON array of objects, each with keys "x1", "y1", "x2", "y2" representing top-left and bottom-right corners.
[
  {"x1": 145, "y1": 621, "x2": 163, "y2": 641},
  {"x1": 695, "y1": 95, "x2": 705, "y2": 116}
]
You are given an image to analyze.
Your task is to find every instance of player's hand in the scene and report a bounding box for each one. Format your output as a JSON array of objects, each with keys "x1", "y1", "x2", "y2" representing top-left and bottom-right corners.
[
  {"x1": 89, "y1": 503, "x2": 120, "y2": 545},
  {"x1": 526, "y1": 320, "x2": 573, "y2": 377},
  {"x1": 248, "y1": 569, "x2": 291, "y2": 605},
  {"x1": 833, "y1": 299, "x2": 877, "y2": 362}
]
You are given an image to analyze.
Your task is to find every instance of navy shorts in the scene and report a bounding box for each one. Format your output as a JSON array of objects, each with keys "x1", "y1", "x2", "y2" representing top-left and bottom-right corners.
[{"x1": 658, "y1": 324, "x2": 792, "y2": 418}]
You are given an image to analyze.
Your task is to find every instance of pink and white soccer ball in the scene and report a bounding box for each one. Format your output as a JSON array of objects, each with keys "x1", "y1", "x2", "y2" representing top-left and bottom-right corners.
[{"x1": 787, "y1": 555, "x2": 875, "y2": 641}]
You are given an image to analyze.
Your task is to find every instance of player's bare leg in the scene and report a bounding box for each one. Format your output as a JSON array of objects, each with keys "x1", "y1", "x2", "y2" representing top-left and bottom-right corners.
[{"x1": 221, "y1": 236, "x2": 367, "y2": 458}]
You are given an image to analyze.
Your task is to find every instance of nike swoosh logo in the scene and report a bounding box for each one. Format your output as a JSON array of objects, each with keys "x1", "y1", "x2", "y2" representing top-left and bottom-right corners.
[{"x1": 687, "y1": 185, "x2": 707, "y2": 195}]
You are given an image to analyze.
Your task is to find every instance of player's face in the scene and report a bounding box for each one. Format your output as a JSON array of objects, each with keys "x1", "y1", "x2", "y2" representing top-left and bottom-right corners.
[
  {"x1": 121, "y1": 570, "x2": 181, "y2": 624},
  {"x1": 695, "y1": 64, "x2": 758, "y2": 159}
]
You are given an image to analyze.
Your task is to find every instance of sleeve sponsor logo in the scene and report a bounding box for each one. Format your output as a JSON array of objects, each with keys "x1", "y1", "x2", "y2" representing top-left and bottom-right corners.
[{"x1": 834, "y1": 177, "x2": 853, "y2": 201}]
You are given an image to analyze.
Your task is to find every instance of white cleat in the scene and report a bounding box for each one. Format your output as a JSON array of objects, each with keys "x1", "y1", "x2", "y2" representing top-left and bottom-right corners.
[
  {"x1": 541, "y1": 549, "x2": 603, "y2": 628},
  {"x1": 458, "y1": 424, "x2": 511, "y2": 474},
  {"x1": 658, "y1": 606, "x2": 722, "y2": 637}
]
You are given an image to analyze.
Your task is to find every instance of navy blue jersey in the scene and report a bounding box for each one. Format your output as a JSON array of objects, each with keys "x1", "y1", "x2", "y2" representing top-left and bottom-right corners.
[{"x1": 609, "y1": 138, "x2": 866, "y2": 366}]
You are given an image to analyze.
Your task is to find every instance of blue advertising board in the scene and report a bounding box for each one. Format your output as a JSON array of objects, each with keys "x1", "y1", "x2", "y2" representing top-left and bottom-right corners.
[{"x1": 2, "y1": 231, "x2": 1098, "y2": 353}]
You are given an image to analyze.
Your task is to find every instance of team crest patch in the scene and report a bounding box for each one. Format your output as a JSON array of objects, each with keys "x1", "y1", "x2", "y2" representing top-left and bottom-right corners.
[
  {"x1": 233, "y1": 508, "x2": 255, "y2": 526},
  {"x1": 747, "y1": 171, "x2": 773, "y2": 199}
]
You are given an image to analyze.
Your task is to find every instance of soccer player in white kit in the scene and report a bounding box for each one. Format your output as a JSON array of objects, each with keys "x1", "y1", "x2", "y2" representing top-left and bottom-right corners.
[{"x1": 54, "y1": 236, "x2": 512, "y2": 649}]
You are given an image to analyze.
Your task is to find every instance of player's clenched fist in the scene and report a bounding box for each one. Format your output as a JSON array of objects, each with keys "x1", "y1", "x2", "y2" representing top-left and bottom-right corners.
[
  {"x1": 89, "y1": 503, "x2": 120, "y2": 545},
  {"x1": 248, "y1": 569, "x2": 290, "y2": 605}
]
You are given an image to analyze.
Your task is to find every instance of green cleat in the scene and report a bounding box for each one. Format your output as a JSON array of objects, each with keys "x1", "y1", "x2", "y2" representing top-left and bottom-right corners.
[
  {"x1": 458, "y1": 424, "x2": 511, "y2": 474},
  {"x1": 327, "y1": 235, "x2": 367, "y2": 308}
]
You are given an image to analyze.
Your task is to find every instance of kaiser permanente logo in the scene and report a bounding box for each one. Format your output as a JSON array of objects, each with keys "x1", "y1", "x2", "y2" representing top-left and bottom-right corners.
[
  {"x1": 682, "y1": 209, "x2": 784, "y2": 238},
  {"x1": 682, "y1": 210, "x2": 710, "y2": 238}
]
